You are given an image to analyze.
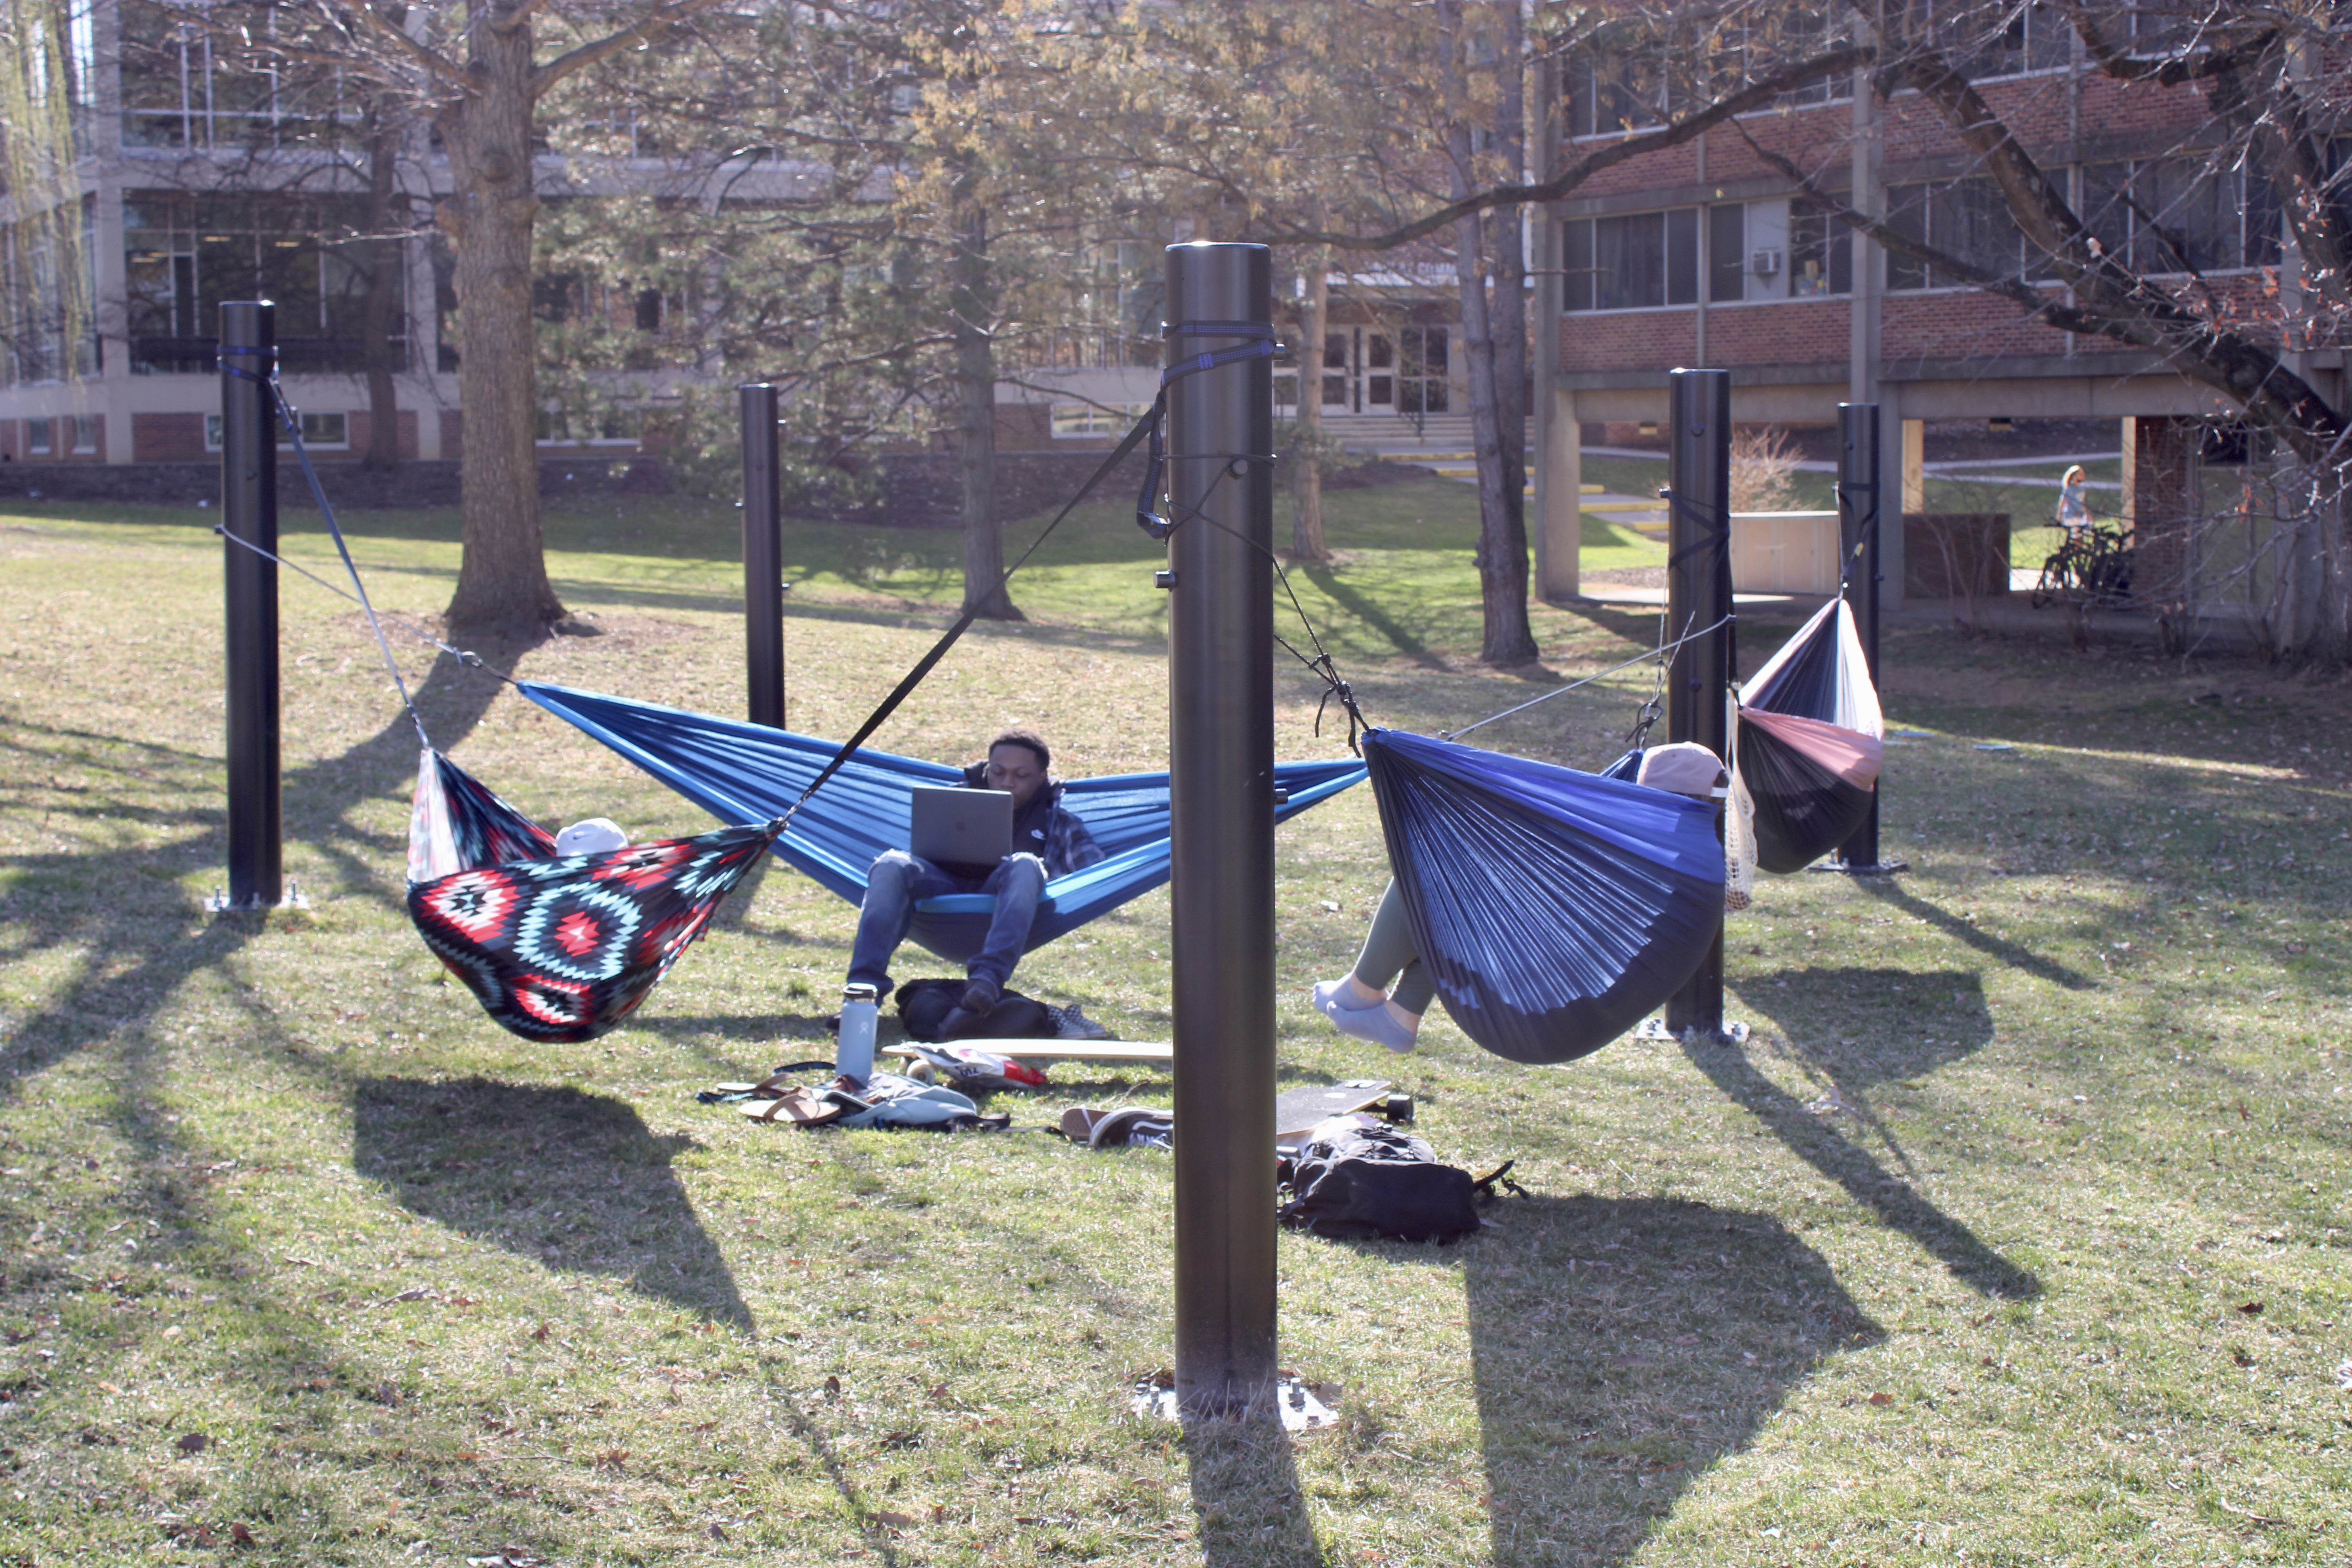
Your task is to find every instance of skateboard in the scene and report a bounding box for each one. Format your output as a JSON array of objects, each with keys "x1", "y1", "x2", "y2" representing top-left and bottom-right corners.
[
  {"x1": 1275, "y1": 1078, "x2": 1413, "y2": 1154},
  {"x1": 883, "y1": 1039, "x2": 1174, "y2": 1067}
]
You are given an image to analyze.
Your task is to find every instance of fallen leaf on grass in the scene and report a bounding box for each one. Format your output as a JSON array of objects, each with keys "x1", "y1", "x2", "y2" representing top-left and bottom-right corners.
[
  {"x1": 176, "y1": 1433, "x2": 209, "y2": 1454},
  {"x1": 824, "y1": 1374, "x2": 842, "y2": 1397},
  {"x1": 1867, "y1": 1392, "x2": 1894, "y2": 1406},
  {"x1": 708, "y1": 1523, "x2": 728, "y2": 1541},
  {"x1": 530, "y1": 1323, "x2": 550, "y2": 1343},
  {"x1": 875, "y1": 1510, "x2": 919, "y2": 1530},
  {"x1": 595, "y1": 1448, "x2": 630, "y2": 1470},
  {"x1": 2237, "y1": 1301, "x2": 2263, "y2": 1315}
]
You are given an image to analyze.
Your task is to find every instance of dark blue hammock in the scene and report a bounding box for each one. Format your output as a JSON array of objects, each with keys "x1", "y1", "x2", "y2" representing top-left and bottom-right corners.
[
  {"x1": 1364, "y1": 729, "x2": 1724, "y2": 1065},
  {"x1": 518, "y1": 681, "x2": 1368, "y2": 963}
]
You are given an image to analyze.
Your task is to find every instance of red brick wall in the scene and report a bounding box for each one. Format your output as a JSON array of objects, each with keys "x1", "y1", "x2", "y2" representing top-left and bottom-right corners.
[
  {"x1": 345, "y1": 410, "x2": 421, "y2": 461},
  {"x1": 1562, "y1": 309, "x2": 1698, "y2": 372},
  {"x1": 1706, "y1": 298, "x2": 1851, "y2": 366},
  {"x1": 1883, "y1": 290, "x2": 2072, "y2": 361},
  {"x1": 1699, "y1": 105, "x2": 1855, "y2": 188},
  {"x1": 134, "y1": 412, "x2": 208, "y2": 461}
]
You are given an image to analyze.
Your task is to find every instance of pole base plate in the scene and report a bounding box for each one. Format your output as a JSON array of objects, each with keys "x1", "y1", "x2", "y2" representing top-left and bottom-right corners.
[
  {"x1": 206, "y1": 880, "x2": 310, "y2": 915},
  {"x1": 1635, "y1": 1016, "x2": 1749, "y2": 1046},
  {"x1": 1129, "y1": 1371, "x2": 1340, "y2": 1432}
]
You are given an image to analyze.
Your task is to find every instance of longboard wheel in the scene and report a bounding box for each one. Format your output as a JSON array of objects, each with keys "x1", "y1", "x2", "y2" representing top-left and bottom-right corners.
[{"x1": 1383, "y1": 1093, "x2": 1413, "y2": 1123}]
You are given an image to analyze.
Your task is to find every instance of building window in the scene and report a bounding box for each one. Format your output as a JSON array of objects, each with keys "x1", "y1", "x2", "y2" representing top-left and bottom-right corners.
[
  {"x1": 27, "y1": 419, "x2": 53, "y2": 456},
  {"x1": 1709, "y1": 204, "x2": 1747, "y2": 303},
  {"x1": 1886, "y1": 178, "x2": 2029, "y2": 289},
  {"x1": 1399, "y1": 326, "x2": 1449, "y2": 414},
  {"x1": 70, "y1": 416, "x2": 97, "y2": 454},
  {"x1": 1049, "y1": 401, "x2": 1151, "y2": 438},
  {"x1": 2076, "y1": 160, "x2": 2279, "y2": 275},
  {"x1": 1788, "y1": 198, "x2": 1852, "y2": 295},
  {"x1": 1563, "y1": 211, "x2": 1702, "y2": 310},
  {"x1": 203, "y1": 412, "x2": 348, "y2": 450},
  {"x1": 126, "y1": 196, "x2": 407, "y2": 376}
]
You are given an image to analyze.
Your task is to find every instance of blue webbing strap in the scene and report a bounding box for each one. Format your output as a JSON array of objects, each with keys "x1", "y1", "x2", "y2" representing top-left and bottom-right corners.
[
  {"x1": 220, "y1": 344, "x2": 432, "y2": 749},
  {"x1": 1134, "y1": 319, "x2": 1283, "y2": 540}
]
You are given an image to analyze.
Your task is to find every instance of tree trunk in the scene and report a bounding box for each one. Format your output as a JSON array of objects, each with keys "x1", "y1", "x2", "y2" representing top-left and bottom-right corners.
[
  {"x1": 358, "y1": 111, "x2": 404, "y2": 473},
  {"x1": 1439, "y1": 0, "x2": 1536, "y2": 664},
  {"x1": 1487, "y1": 0, "x2": 1530, "y2": 600},
  {"x1": 1289, "y1": 244, "x2": 1331, "y2": 561},
  {"x1": 952, "y1": 170, "x2": 1020, "y2": 621},
  {"x1": 439, "y1": 0, "x2": 565, "y2": 636}
]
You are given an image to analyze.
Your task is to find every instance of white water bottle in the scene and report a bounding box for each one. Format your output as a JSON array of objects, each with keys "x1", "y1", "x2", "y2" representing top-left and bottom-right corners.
[{"x1": 837, "y1": 984, "x2": 880, "y2": 1085}]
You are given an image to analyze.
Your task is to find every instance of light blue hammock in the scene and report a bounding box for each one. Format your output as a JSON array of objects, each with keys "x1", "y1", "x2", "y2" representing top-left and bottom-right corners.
[{"x1": 518, "y1": 681, "x2": 1368, "y2": 963}]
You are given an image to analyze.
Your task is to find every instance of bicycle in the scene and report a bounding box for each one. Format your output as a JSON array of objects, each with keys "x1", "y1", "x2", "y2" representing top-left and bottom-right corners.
[{"x1": 2031, "y1": 522, "x2": 2136, "y2": 611}]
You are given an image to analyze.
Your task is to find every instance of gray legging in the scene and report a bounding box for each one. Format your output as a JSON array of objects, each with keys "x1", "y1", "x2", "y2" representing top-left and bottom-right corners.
[{"x1": 1351, "y1": 880, "x2": 1436, "y2": 1014}]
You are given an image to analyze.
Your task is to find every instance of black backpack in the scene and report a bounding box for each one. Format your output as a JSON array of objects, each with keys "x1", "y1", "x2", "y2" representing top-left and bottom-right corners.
[
  {"x1": 1278, "y1": 1122, "x2": 1508, "y2": 1243},
  {"x1": 893, "y1": 978, "x2": 1053, "y2": 1043}
]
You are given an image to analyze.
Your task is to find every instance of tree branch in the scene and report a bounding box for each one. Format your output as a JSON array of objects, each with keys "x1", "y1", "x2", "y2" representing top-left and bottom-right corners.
[
  {"x1": 1275, "y1": 43, "x2": 1873, "y2": 252},
  {"x1": 532, "y1": 0, "x2": 740, "y2": 100},
  {"x1": 1737, "y1": 129, "x2": 2344, "y2": 462}
]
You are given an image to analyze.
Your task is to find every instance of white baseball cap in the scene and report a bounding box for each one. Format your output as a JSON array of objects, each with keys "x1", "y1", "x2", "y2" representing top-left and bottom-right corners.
[{"x1": 555, "y1": 817, "x2": 630, "y2": 857}]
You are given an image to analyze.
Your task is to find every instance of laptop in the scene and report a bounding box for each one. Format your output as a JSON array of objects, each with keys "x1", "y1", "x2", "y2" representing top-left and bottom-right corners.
[{"x1": 909, "y1": 785, "x2": 1014, "y2": 868}]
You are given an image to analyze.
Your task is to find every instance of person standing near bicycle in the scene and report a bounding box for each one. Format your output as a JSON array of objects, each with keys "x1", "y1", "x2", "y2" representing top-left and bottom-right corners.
[{"x1": 2056, "y1": 464, "x2": 2092, "y2": 535}]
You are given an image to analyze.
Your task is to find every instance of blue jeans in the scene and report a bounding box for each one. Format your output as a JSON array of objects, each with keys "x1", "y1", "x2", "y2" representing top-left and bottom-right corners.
[{"x1": 846, "y1": 849, "x2": 1047, "y2": 998}]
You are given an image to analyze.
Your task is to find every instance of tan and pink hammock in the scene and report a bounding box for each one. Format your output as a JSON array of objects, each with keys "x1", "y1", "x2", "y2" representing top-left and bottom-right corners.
[{"x1": 1732, "y1": 599, "x2": 1885, "y2": 875}]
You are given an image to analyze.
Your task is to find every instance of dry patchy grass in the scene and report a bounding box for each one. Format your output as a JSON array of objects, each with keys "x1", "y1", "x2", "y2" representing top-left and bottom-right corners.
[{"x1": 0, "y1": 486, "x2": 2347, "y2": 1568}]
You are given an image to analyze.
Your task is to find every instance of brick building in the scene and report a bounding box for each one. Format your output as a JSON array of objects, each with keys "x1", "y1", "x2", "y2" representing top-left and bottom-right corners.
[{"x1": 1528, "y1": 22, "x2": 2347, "y2": 622}]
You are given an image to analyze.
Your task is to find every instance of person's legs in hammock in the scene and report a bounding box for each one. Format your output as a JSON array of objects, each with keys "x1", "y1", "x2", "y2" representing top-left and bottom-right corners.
[
  {"x1": 962, "y1": 852, "x2": 1046, "y2": 1007},
  {"x1": 847, "y1": 849, "x2": 961, "y2": 998},
  {"x1": 1310, "y1": 880, "x2": 1422, "y2": 1052}
]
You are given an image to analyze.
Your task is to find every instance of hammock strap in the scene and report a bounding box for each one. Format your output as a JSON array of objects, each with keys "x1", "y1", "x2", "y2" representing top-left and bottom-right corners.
[
  {"x1": 211, "y1": 524, "x2": 523, "y2": 687},
  {"x1": 221, "y1": 345, "x2": 430, "y2": 750},
  {"x1": 790, "y1": 405, "x2": 1160, "y2": 825},
  {"x1": 1134, "y1": 320, "x2": 1283, "y2": 541},
  {"x1": 1440, "y1": 613, "x2": 1733, "y2": 742},
  {"x1": 1835, "y1": 475, "x2": 1880, "y2": 596}
]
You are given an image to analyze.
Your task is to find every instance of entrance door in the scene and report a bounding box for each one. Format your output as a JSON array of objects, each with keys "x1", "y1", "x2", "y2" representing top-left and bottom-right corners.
[{"x1": 1322, "y1": 328, "x2": 1396, "y2": 414}]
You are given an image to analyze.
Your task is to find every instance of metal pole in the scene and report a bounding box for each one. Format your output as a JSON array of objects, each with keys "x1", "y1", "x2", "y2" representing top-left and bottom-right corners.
[
  {"x1": 1837, "y1": 403, "x2": 1884, "y2": 869},
  {"x1": 1664, "y1": 368, "x2": 1730, "y2": 1038},
  {"x1": 1165, "y1": 242, "x2": 1277, "y2": 1419},
  {"x1": 740, "y1": 383, "x2": 787, "y2": 729},
  {"x1": 220, "y1": 301, "x2": 282, "y2": 910}
]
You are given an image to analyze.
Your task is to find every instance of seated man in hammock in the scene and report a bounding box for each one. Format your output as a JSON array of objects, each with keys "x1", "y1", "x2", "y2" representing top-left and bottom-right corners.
[
  {"x1": 1312, "y1": 741, "x2": 1726, "y2": 1053},
  {"x1": 847, "y1": 728, "x2": 1104, "y2": 1036}
]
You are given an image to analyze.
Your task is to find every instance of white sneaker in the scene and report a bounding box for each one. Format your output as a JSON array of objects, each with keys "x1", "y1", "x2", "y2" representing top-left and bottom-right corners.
[
  {"x1": 1311, "y1": 976, "x2": 1370, "y2": 1013},
  {"x1": 1054, "y1": 1004, "x2": 1111, "y2": 1041},
  {"x1": 1313, "y1": 985, "x2": 1416, "y2": 1053}
]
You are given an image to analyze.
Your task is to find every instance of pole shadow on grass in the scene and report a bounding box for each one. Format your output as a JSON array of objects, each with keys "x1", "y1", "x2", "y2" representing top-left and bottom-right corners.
[
  {"x1": 352, "y1": 1076, "x2": 753, "y2": 1332},
  {"x1": 1856, "y1": 879, "x2": 2096, "y2": 991},
  {"x1": 1186, "y1": 1415, "x2": 1322, "y2": 1567},
  {"x1": 1466, "y1": 1194, "x2": 1882, "y2": 1568},
  {"x1": 1678, "y1": 1023, "x2": 2040, "y2": 1301},
  {"x1": 0, "y1": 648, "x2": 510, "y2": 1112}
]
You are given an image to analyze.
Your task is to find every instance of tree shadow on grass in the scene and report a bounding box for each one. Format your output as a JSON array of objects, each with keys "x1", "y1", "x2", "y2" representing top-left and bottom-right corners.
[
  {"x1": 352, "y1": 1076, "x2": 753, "y2": 1332},
  {"x1": 1679, "y1": 1028, "x2": 2040, "y2": 1301},
  {"x1": 1466, "y1": 1194, "x2": 1882, "y2": 1568}
]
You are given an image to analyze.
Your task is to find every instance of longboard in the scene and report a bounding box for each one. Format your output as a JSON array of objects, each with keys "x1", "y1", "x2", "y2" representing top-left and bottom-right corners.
[
  {"x1": 883, "y1": 1039, "x2": 1173, "y2": 1065},
  {"x1": 1276, "y1": 1078, "x2": 1412, "y2": 1154}
]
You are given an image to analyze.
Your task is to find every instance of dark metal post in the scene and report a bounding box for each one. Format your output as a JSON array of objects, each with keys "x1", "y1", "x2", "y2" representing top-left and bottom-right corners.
[
  {"x1": 1664, "y1": 368, "x2": 1730, "y2": 1038},
  {"x1": 740, "y1": 383, "x2": 787, "y2": 729},
  {"x1": 1837, "y1": 403, "x2": 1885, "y2": 869},
  {"x1": 220, "y1": 301, "x2": 282, "y2": 909},
  {"x1": 1165, "y1": 242, "x2": 1277, "y2": 1419}
]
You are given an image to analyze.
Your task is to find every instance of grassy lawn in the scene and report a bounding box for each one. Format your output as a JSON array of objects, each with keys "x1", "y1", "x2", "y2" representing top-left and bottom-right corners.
[{"x1": 2, "y1": 477, "x2": 2347, "y2": 1567}]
